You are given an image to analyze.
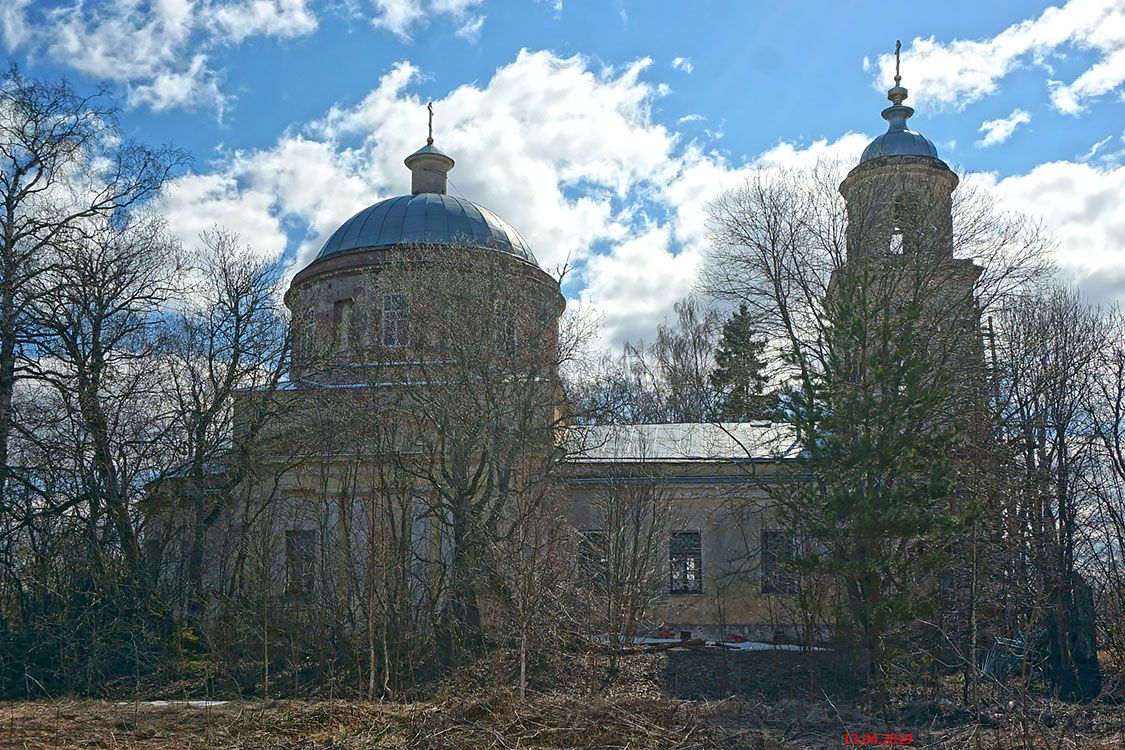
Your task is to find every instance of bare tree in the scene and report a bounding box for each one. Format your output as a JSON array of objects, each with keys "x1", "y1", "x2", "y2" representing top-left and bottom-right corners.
[
  {"x1": 27, "y1": 215, "x2": 180, "y2": 582},
  {"x1": 580, "y1": 460, "x2": 673, "y2": 677},
  {"x1": 1088, "y1": 311, "x2": 1125, "y2": 694},
  {"x1": 373, "y1": 247, "x2": 576, "y2": 672},
  {"x1": 0, "y1": 67, "x2": 185, "y2": 507},
  {"x1": 992, "y1": 286, "x2": 1106, "y2": 700},
  {"x1": 580, "y1": 297, "x2": 721, "y2": 424},
  {"x1": 156, "y1": 229, "x2": 289, "y2": 619}
]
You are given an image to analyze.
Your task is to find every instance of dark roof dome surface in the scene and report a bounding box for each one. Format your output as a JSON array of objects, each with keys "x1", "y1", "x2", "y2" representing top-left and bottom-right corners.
[
  {"x1": 316, "y1": 193, "x2": 537, "y2": 264},
  {"x1": 860, "y1": 125, "x2": 940, "y2": 163},
  {"x1": 312, "y1": 134, "x2": 537, "y2": 265}
]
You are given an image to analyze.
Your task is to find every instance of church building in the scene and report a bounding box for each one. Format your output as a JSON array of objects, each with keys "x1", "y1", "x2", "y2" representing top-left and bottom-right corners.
[{"x1": 150, "y1": 60, "x2": 981, "y2": 650}]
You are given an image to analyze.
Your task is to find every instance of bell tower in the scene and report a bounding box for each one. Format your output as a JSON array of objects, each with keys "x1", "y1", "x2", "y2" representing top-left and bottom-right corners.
[{"x1": 836, "y1": 41, "x2": 984, "y2": 381}]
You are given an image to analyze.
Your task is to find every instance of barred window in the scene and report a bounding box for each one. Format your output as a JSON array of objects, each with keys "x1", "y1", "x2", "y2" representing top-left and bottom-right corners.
[
  {"x1": 285, "y1": 529, "x2": 316, "y2": 599},
  {"x1": 761, "y1": 529, "x2": 798, "y2": 595},
  {"x1": 578, "y1": 529, "x2": 609, "y2": 591},
  {"x1": 669, "y1": 531, "x2": 702, "y2": 594},
  {"x1": 383, "y1": 293, "x2": 408, "y2": 347}
]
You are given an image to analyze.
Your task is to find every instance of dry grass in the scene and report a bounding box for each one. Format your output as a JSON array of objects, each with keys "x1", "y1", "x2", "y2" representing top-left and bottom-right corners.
[
  {"x1": 3, "y1": 649, "x2": 1122, "y2": 749},
  {"x1": 3, "y1": 694, "x2": 1122, "y2": 749},
  {"x1": 1, "y1": 695, "x2": 765, "y2": 749}
]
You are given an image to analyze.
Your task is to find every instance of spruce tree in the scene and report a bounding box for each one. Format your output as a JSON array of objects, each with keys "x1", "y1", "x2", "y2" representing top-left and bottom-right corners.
[
  {"x1": 776, "y1": 263, "x2": 973, "y2": 709},
  {"x1": 709, "y1": 304, "x2": 771, "y2": 420}
]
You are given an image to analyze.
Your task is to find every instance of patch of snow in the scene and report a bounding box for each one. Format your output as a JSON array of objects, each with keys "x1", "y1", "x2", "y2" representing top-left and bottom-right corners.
[
  {"x1": 589, "y1": 634, "x2": 829, "y2": 651},
  {"x1": 717, "y1": 641, "x2": 829, "y2": 652}
]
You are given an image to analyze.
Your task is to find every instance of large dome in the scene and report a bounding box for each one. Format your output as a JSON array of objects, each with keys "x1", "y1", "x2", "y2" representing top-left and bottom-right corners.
[{"x1": 316, "y1": 193, "x2": 536, "y2": 264}]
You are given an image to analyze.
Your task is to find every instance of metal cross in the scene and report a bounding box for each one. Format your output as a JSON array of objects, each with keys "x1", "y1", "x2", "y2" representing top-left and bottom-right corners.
[
  {"x1": 426, "y1": 101, "x2": 434, "y2": 145},
  {"x1": 894, "y1": 40, "x2": 902, "y2": 85}
]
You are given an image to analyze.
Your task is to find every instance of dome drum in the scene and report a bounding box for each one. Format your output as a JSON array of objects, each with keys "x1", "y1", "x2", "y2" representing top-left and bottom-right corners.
[{"x1": 285, "y1": 128, "x2": 561, "y2": 384}]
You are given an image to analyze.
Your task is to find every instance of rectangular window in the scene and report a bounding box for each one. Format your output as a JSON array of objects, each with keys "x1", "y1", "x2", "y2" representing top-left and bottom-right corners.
[
  {"x1": 383, "y1": 293, "x2": 408, "y2": 347},
  {"x1": 504, "y1": 317, "x2": 517, "y2": 357},
  {"x1": 669, "y1": 531, "x2": 702, "y2": 594},
  {"x1": 333, "y1": 299, "x2": 354, "y2": 350},
  {"x1": 578, "y1": 529, "x2": 609, "y2": 591},
  {"x1": 762, "y1": 529, "x2": 798, "y2": 595},
  {"x1": 285, "y1": 529, "x2": 316, "y2": 599}
]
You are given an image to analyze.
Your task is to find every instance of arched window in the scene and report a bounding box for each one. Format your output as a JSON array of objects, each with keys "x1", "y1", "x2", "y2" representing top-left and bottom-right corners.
[
  {"x1": 888, "y1": 232, "x2": 904, "y2": 254},
  {"x1": 890, "y1": 193, "x2": 919, "y2": 254}
]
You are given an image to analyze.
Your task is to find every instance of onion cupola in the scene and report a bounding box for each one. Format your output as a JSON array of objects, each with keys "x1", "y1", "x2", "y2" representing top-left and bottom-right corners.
[
  {"x1": 859, "y1": 41, "x2": 942, "y2": 165},
  {"x1": 840, "y1": 41, "x2": 959, "y2": 264}
]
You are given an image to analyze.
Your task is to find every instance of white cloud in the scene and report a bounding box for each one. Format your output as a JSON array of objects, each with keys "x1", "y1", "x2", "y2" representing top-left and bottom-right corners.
[
  {"x1": 677, "y1": 114, "x2": 705, "y2": 124},
  {"x1": 3, "y1": 0, "x2": 478, "y2": 114},
  {"x1": 1079, "y1": 135, "x2": 1114, "y2": 161},
  {"x1": 159, "y1": 172, "x2": 289, "y2": 259},
  {"x1": 978, "y1": 161, "x2": 1125, "y2": 280},
  {"x1": 976, "y1": 108, "x2": 1031, "y2": 147},
  {"x1": 579, "y1": 224, "x2": 698, "y2": 346},
  {"x1": 41, "y1": 0, "x2": 219, "y2": 112},
  {"x1": 455, "y1": 14, "x2": 485, "y2": 42},
  {"x1": 15, "y1": 0, "x2": 321, "y2": 113},
  {"x1": 156, "y1": 46, "x2": 1125, "y2": 353},
  {"x1": 870, "y1": 0, "x2": 1125, "y2": 114},
  {"x1": 671, "y1": 56, "x2": 693, "y2": 74},
  {"x1": 370, "y1": 0, "x2": 484, "y2": 39},
  {"x1": 209, "y1": 0, "x2": 318, "y2": 43},
  {"x1": 0, "y1": 0, "x2": 31, "y2": 47}
]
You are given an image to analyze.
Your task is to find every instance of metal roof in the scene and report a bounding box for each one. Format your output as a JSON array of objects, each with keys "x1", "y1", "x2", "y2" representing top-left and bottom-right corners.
[
  {"x1": 859, "y1": 98, "x2": 941, "y2": 164},
  {"x1": 315, "y1": 193, "x2": 537, "y2": 264},
  {"x1": 568, "y1": 422, "x2": 800, "y2": 462},
  {"x1": 404, "y1": 143, "x2": 454, "y2": 165},
  {"x1": 860, "y1": 124, "x2": 940, "y2": 163}
]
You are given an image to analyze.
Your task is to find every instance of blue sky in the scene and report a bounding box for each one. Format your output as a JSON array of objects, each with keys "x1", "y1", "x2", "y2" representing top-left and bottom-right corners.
[{"x1": 3, "y1": 0, "x2": 1124, "y2": 346}]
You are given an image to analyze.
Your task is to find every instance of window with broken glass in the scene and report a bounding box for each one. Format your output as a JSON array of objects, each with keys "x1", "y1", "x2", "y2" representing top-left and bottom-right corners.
[{"x1": 669, "y1": 531, "x2": 702, "y2": 594}]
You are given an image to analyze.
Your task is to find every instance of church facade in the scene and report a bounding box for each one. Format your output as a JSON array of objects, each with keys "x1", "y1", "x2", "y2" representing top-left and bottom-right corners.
[{"x1": 150, "y1": 67, "x2": 981, "y2": 647}]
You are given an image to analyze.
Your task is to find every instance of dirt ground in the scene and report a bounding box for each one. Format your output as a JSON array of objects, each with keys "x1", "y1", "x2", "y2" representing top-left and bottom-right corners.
[{"x1": 3, "y1": 649, "x2": 1122, "y2": 749}]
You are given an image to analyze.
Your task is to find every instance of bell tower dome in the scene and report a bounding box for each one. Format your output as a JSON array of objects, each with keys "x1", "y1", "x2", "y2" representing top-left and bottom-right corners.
[{"x1": 840, "y1": 40, "x2": 959, "y2": 264}]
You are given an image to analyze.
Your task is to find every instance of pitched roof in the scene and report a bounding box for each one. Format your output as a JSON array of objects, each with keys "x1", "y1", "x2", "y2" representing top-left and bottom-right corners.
[{"x1": 568, "y1": 422, "x2": 799, "y2": 462}]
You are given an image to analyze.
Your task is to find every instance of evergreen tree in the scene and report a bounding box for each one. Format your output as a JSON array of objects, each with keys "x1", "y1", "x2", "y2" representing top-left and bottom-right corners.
[
  {"x1": 776, "y1": 264, "x2": 973, "y2": 709},
  {"x1": 709, "y1": 304, "x2": 772, "y2": 420}
]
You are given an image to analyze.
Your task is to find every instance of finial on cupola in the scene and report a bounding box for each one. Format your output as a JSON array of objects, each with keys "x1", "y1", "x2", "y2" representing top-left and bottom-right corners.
[
  {"x1": 882, "y1": 39, "x2": 914, "y2": 132},
  {"x1": 888, "y1": 40, "x2": 908, "y2": 106},
  {"x1": 405, "y1": 100, "x2": 455, "y2": 195}
]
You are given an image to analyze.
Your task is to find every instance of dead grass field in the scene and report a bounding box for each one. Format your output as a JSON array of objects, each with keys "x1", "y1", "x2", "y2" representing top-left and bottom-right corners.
[
  {"x1": 2, "y1": 650, "x2": 1122, "y2": 749},
  {"x1": 4, "y1": 693, "x2": 1123, "y2": 749}
]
